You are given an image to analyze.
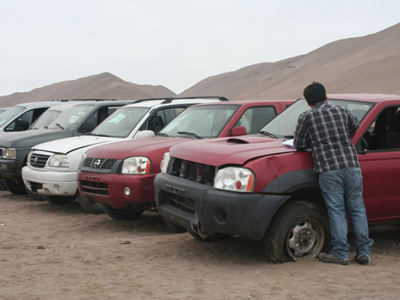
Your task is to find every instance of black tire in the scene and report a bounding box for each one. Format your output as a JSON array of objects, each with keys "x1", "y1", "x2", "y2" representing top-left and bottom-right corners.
[
  {"x1": 263, "y1": 201, "x2": 331, "y2": 263},
  {"x1": 102, "y1": 204, "x2": 144, "y2": 220},
  {"x1": 161, "y1": 215, "x2": 186, "y2": 233},
  {"x1": 77, "y1": 192, "x2": 104, "y2": 215},
  {"x1": 25, "y1": 187, "x2": 46, "y2": 201},
  {"x1": 2, "y1": 177, "x2": 27, "y2": 195},
  {"x1": 43, "y1": 195, "x2": 76, "y2": 205},
  {"x1": 0, "y1": 175, "x2": 7, "y2": 191}
]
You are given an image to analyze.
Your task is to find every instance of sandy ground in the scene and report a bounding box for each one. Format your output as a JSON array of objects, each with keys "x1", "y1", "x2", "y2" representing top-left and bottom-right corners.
[{"x1": 1, "y1": 191, "x2": 400, "y2": 300}]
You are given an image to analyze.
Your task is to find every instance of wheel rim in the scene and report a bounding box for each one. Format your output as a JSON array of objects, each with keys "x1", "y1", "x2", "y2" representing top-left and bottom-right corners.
[{"x1": 286, "y1": 217, "x2": 325, "y2": 260}]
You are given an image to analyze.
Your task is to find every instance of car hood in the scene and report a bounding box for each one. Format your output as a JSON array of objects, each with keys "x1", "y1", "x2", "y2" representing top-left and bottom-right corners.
[
  {"x1": 33, "y1": 135, "x2": 119, "y2": 154},
  {"x1": 0, "y1": 129, "x2": 72, "y2": 148},
  {"x1": 169, "y1": 136, "x2": 297, "y2": 166},
  {"x1": 86, "y1": 136, "x2": 190, "y2": 159}
]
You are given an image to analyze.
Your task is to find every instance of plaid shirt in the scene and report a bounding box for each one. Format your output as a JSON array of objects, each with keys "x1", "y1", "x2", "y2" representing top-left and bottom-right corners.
[{"x1": 293, "y1": 101, "x2": 360, "y2": 173}]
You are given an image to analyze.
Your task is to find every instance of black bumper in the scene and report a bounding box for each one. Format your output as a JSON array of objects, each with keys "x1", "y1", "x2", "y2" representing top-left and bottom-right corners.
[
  {"x1": 0, "y1": 159, "x2": 18, "y2": 177},
  {"x1": 154, "y1": 173, "x2": 290, "y2": 241}
]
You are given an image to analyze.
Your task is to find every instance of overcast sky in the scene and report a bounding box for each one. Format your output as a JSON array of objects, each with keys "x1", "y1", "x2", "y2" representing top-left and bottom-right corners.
[{"x1": 0, "y1": 0, "x2": 399, "y2": 96}]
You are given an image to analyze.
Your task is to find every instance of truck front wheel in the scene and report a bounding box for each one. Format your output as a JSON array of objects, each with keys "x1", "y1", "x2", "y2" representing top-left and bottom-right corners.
[
  {"x1": 263, "y1": 201, "x2": 330, "y2": 263},
  {"x1": 2, "y1": 177, "x2": 27, "y2": 195}
]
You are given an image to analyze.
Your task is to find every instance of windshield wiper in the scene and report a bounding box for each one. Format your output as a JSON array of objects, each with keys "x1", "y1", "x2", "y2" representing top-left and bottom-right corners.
[
  {"x1": 258, "y1": 131, "x2": 278, "y2": 139},
  {"x1": 156, "y1": 132, "x2": 169, "y2": 137},
  {"x1": 284, "y1": 135, "x2": 294, "y2": 139},
  {"x1": 55, "y1": 123, "x2": 65, "y2": 130},
  {"x1": 89, "y1": 133, "x2": 111, "y2": 137},
  {"x1": 177, "y1": 131, "x2": 203, "y2": 139}
]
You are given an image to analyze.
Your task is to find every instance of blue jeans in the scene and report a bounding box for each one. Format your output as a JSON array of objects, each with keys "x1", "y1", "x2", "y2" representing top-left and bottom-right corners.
[{"x1": 319, "y1": 167, "x2": 373, "y2": 260}]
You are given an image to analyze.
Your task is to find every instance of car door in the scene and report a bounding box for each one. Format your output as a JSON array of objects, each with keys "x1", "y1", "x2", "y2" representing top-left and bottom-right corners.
[{"x1": 358, "y1": 104, "x2": 400, "y2": 223}]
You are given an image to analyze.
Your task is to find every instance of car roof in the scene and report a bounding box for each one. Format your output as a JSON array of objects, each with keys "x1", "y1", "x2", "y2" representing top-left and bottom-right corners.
[
  {"x1": 328, "y1": 94, "x2": 400, "y2": 103},
  {"x1": 122, "y1": 98, "x2": 225, "y2": 109},
  {"x1": 187, "y1": 99, "x2": 293, "y2": 107}
]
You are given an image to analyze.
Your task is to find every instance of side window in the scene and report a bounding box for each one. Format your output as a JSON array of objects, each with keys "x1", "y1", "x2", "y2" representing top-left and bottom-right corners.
[
  {"x1": 233, "y1": 106, "x2": 277, "y2": 135},
  {"x1": 32, "y1": 108, "x2": 48, "y2": 123},
  {"x1": 5, "y1": 110, "x2": 34, "y2": 131},
  {"x1": 78, "y1": 111, "x2": 98, "y2": 133},
  {"x1": 148, "y1": 107, "x2": 186, "y2": 134},
  {"x1": 97, "y1": 106, "x2": 120, "y2": 124},
  {"x1": 362, "y1": 106, "x2": 400, "y2": 151}
]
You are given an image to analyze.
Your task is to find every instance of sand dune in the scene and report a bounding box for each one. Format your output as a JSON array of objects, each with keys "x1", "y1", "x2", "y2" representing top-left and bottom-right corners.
[
  {"x1": 180, "y1": 23, "x2": 400, "y2": 99},
  {"x1": 0, "y1": 72, "x2": 176, "y2": 107}
]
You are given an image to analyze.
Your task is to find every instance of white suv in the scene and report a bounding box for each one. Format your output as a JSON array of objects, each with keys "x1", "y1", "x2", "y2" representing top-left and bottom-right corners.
[{"x1": 22, "y1": 97, "x2": 226, "y2": 206}]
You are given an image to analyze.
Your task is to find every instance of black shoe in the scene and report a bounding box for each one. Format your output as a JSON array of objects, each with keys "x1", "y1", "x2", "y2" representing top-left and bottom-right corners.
[
  {"x1": 319, "y1": 252, "x2": 349, "y2": 265},
  {"x1": 353, "y1": 254, "x2": 370, "y2": 265}
]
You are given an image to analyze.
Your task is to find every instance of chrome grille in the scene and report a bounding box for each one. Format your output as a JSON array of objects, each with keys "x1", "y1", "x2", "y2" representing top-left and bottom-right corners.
[
  {"x1": 83, "y1": 158, "x2": 117, "y2": 170},
  {"x1": 30, "y1": 153, "x2": 50, "y2": 168},
  {"x1": 80, "y1": 180, "x2": 109, "y2": 195}
]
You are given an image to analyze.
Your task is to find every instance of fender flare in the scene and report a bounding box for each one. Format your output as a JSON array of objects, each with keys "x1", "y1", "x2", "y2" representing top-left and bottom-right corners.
[{"x1": 263, "y1": 170, "x2": 319, "y2": 194}]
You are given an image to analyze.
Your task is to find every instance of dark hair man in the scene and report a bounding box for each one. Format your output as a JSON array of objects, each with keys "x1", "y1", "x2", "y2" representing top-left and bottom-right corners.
[{"x1": 293, "y1": 82, "x2": 373, "y2": 265}]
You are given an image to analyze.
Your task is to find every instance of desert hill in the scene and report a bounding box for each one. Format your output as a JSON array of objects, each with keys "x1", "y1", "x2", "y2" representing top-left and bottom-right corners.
[
  {"x1": 180, "y1": 22, "x2": 400, "y2": 99},
  {"x1": 0, "y1": 72, "x2": 176, "y2": 107}
]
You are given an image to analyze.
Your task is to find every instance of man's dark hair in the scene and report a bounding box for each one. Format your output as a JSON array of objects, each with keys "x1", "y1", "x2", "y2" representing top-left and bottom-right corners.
[{"x1": 303, "y1": 82, "x2": 326, "y2": 106}]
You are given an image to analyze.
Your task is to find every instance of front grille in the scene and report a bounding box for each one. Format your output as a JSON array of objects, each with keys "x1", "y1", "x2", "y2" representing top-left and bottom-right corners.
[
  {"x1": 83, "y1": 158, "x2": 93, "y2": 167},
  {"x1": 83, "y1": 158, "x2": 117, "y2": 170},
  {"x1": 168, "y1": 158, "x2": 216, "y2": 186},
  {"x1": 80, "y1": 180, "x2": 109, "y2": 195},
  {"x1": 0, "y1": 148, "x2": 3, "y2": 157},
  {"x1": 30, "y1": 153, "x2": 50, "y2": 168},
  {"x1": 165, "y1": 191, "x2": 195, "y2": 214}
]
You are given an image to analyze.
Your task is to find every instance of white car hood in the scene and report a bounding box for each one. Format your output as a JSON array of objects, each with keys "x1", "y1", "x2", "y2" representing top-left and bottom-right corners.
[{"x1": 32, "y1": 135, "x2": 119, "y2": 154}]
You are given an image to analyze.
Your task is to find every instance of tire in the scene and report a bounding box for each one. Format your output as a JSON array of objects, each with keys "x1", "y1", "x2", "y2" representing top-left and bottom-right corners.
[
  {"x1": 263, "y1": 201, "x2": 331, "y2": 263},
  {"x1": 2, "y1": 177, "x2": 27, "y2": 195},
  {"x1": 25, "y1": 187, "x2": 46, "y2": 201},
  {"x1": 102, "y1": 204, "x2": 144, "y2": 220},
  {"x1": 43, "y1": 195, "x2": 76, "y2": 205},
  {"x1": 161, "y1": 215, "x2": 186, "y2": 233},
  {"x1": 0, "y1": 175, "x2": 6, "y2": 191},
  {"x1": 77, "y1": 192, "x2": 104, "y2": 215}
]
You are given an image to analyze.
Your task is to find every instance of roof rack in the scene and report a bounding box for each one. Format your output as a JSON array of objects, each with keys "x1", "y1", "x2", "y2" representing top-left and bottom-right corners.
[
  {"x1": 131, "y1": 96, "x2": 228, "y2": 104},
  {"x1": 52, "y1": 99, "x2": 117, "y2": 102},
  {"x1": 160, "y1": 96, "x2": 229, "y2": 103}
]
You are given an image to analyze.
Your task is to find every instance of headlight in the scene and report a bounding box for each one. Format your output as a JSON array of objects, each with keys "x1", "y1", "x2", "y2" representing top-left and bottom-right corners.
[
  {"x1": 48, "y1": 154, "x2": 69, "y2": 168},
  {"x1": 121, "y1": 156, "x2": 151, "y2": 174},
  {"x1": 160, "y1": 152, "x2": 170, "y2": 174},
  {"x1": 2, "y1": 148, "x2": 16, "y2": 159},
  {"x1": 214, "y1": 167, "x2": 255, "y2": 193}
]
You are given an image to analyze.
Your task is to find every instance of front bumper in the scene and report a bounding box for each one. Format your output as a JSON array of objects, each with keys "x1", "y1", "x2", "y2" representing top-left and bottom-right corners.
[
  {"x1": 154, "y1": 173, "x2": 290, "y2": 241},
  {"x1": 0, "y1": 159, "x2": 17, "y2": 176},
  {"x1": 22, "y1": 166, "x2": 78, "y2": 196},
  {"x1": 78, "y1": 171, "x2": 155, "y2": 209}
]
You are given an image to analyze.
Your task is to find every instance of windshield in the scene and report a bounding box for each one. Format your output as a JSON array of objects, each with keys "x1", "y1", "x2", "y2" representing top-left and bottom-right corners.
[
  {"x1": 30, "y1": 108, "x2": 62, "y2": 129},
  {"x1": 261, "y1": 98, "x2": 374, "y2": 139},
  {"x1": 91, "y1": 106, "x2": 149, "y2": 138},
  {"x1": 47, "y1": 104, "x2": 93, "y2": 130},
  {"x1": 159, "y1": 105, "x2": 238, "y2": 138},
  {"x1": 0, "y1": 106, "x2": 25, "y2": 127}
]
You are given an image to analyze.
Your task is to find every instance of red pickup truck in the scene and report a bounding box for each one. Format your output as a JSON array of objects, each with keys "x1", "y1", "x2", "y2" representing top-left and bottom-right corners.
[
  {"x1": 154, "y1": 94, "x2": 400, "y2": 263},
  {"x1": 78, "y1": 100, "x2": 293, "y2": 219}
]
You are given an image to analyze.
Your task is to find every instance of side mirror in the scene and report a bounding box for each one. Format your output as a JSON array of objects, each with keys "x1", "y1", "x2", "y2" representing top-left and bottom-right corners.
[
  {"x1": 135, "y1": 130, "x2": 155, "y2": 139},
  {"x1": 230, "y1": 126, "x2": 247, "y2": 137}
]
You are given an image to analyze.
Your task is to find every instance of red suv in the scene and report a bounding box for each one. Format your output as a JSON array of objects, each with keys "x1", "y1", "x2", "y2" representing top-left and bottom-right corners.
[
  {"x1": 78, "y1": 100, "x2": 293, "y2": 220},
  {"x1": 155, "y1": 94, "x2": 400, "y2": 263}
]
